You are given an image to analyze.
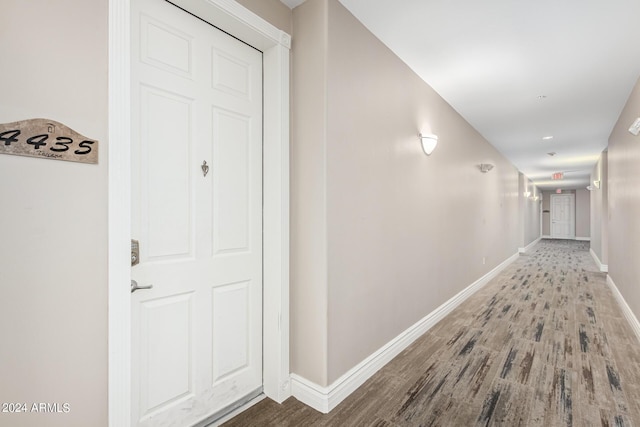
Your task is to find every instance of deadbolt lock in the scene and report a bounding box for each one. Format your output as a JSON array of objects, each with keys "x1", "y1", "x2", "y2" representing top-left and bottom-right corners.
[{"x1": 131, "y1": 239, "x2": 140, "y2": 266}]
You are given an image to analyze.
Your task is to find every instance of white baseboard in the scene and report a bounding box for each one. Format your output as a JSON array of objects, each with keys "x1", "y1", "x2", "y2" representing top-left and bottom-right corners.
[
  {"x1": 590, "y1": 248, "x2": 608, "y2": 272},
  {"x1": 576, "y1": 237, "x2": 591, "y2": 241},
  {"x1": 290, "y1": 375, "x2": 331, "y2": 413},
  {"x1": 607, "y1": 275, "x2": 640, "y2": 344},
  {"x1": 519, "y1": 237, "x2": 542, "y2": 253},
  {"x1": 291, "y1": 251, "x2": 520, "y2": 414}
]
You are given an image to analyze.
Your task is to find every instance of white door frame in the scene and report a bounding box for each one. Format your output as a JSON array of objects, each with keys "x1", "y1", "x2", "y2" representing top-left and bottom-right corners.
[
  {"x1": 108, "y1": 1, "x2": 291, "y2": 425},
  {"x1": 550, "y1": 193, "x2": 576, "y2": 239},
  {"x1": 539, "y1": 194, "x2": 543, "y2": 238}
]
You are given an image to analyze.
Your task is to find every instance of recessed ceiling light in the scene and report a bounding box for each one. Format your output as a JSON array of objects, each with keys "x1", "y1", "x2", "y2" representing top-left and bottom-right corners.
[
  {"x1": 547, "y1": 152, "x2": 556, "y2": 156},
  {"x1": 542, "y1": 136, "x2": 554, "y2": 140},
  {"x1": 537, "y1": 95, "x2": 547, "y2": 99}
]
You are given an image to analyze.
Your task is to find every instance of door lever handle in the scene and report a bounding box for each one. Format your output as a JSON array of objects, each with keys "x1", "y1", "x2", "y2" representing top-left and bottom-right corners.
[{"x1": 131, "y1": 279, "x2": 153, "y2": 293}]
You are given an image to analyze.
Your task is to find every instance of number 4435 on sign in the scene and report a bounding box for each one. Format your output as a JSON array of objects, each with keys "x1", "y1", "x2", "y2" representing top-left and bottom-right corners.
[{"x1": 0, "y1": 118, "x2": 98, "y2": 164}]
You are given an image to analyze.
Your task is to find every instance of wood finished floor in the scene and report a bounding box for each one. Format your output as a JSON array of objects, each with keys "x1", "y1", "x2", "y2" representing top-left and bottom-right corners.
[{"x1": 223, "y1": 240, "x2": 640, "y2": 426}]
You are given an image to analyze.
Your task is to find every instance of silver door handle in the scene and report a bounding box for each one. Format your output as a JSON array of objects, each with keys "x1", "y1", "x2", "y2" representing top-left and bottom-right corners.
[{"x1": 131, "y1": 279, "x2": 153, "y2": 293}]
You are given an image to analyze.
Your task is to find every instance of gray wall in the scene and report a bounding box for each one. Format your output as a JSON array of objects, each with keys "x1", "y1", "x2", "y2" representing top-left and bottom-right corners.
[
  {"x1": 0, "y1": 1, "x2": 108, "y2": 426},
  {"x1": 236, "y1": 0, "x2": 292, "y2": 33},
  {"x1": 590, "y1": 152, "x2": 608, "y2": 265},
  {"x1": 575, "y1": 188, "x2": 591, "y2": 239},
  {"x1": 292, "y1": 0, "x2": 524, "y2": 386},
  {"x1": 608, "y1": 75, "x2": 640, "y2": 315},
  {"x1": 291, "y1": 0, "x2": 330, "y2": 386},
  {"x1": 519, "y1": 173, "x2": 541, "y2": 249}
]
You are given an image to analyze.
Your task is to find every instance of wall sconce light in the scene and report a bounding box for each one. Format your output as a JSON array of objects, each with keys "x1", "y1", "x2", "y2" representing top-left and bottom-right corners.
[
  {"x1": 593, "y1": 180, "x2": 601, "y2": 189},
  {"x1": 629, "y1": 117, "x2": 640, "y2": 136},
  {"x1": 419, "y1": 133, "x2": 438, "y2": 156},
  {"x1": 586, "y1": 185, "x2": 594, "y2": 191},
  {"x1": 524, "y1": 191, "x2": 531, "y2": 198},
  {"x1": 479, "y1": 164, "x2": 494, "y2": 173}
]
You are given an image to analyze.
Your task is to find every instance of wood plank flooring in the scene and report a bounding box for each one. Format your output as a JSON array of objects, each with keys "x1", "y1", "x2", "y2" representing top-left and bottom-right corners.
[{"x1": 223, "y1": 240, "x2": 640, "y2": 426}]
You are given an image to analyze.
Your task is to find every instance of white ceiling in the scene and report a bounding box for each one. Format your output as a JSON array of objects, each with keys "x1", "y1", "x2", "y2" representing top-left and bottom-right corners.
[{"x1": 281, "y1": 0, "x2": 640, "y2": 190}]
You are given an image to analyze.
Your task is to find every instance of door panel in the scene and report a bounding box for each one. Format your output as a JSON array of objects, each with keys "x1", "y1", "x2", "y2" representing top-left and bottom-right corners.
[
  {"x1": 212, "y1": 280, "x2": 251, "y2": 382},
  {"x1": 140, "y1": 293, "x2": 194, "y2": 414},
  {"x1": 140, "y1": 14, "x2": 193, "y2": 77},
  {"x1": 131, "y1": 0, "x2": 263, "y2": 425},
  {"x1": 141, "y1": 86, "x2": 194, "y2": 260},
  {"x1": 212, "y1": 109, "x2": 252, "y2": 254},
  {"x1": 212, "y1": 49, "x2": 253, "y2": 100}
]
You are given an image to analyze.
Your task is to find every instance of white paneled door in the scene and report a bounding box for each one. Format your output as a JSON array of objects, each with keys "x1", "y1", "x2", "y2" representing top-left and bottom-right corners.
[
  {"x1": 550, "y1": 194, "x2": 575, "y2": 239},
  {"x1": 131, "y1": 0, "x2": 263, "y2": 425}
]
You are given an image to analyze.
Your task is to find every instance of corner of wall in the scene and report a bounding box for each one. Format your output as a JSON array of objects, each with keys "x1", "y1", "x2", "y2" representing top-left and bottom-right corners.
[{"x1": 290, "y1": 0, "x2": 330, "y2": 387}]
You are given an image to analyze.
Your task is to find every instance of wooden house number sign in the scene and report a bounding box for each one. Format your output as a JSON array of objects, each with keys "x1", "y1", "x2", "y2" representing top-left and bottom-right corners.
[{"x1": 0, "y1": 119, "x2": 98, "y2": 164}]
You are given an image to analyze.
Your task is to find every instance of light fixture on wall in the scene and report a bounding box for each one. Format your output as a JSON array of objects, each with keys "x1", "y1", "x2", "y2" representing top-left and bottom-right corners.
[
  {"x1": 524, "y1": 191, "x2": 531, "y2": 198},
  {"x1": 479, "y1": 163, "x2": 494, "y2": 173},
  {"x1": 419, "y1": 133, "x2": 438, "y2": 156},
  {"x1": 593, "y1": 180, "x2": 601, "y2": 189},
  {"x1": 586, "y1": 185, "x2": 594, "y2": 191},
  {"x1": 629, "y1": 117, "x2": 640, "y2": 136}
]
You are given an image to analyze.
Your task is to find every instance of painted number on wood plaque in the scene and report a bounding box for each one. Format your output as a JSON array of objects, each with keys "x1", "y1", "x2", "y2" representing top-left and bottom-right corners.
[{"x1": 0, "y1": 119, "x2": 98, "y2": 164}]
